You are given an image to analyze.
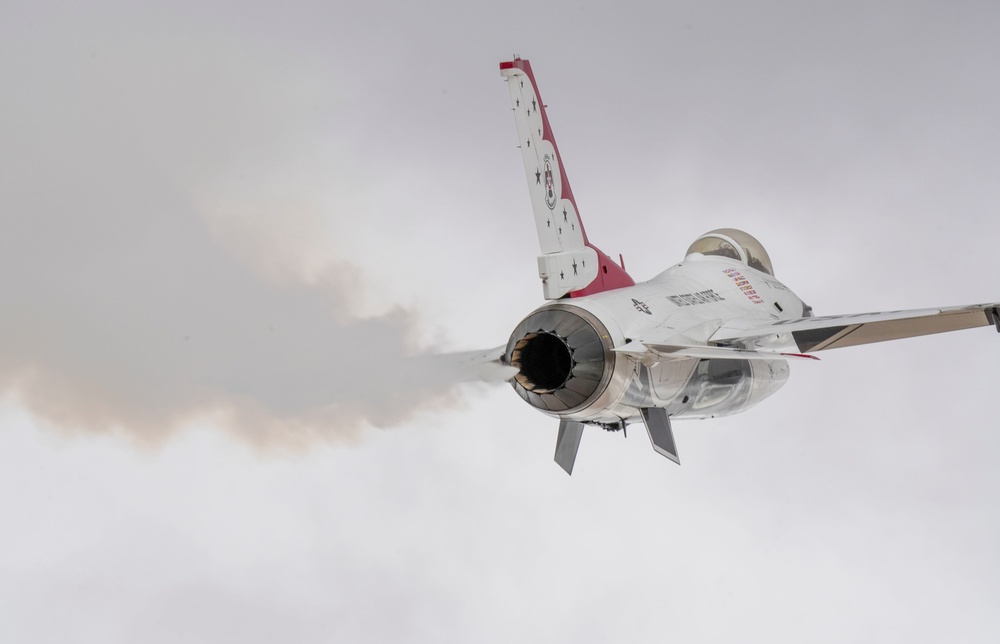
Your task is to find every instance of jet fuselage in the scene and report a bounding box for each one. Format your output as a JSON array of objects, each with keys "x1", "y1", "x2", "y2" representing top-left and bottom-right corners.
[{"x1": 505, "y1": 255, "x2": 806, "y2": 428}]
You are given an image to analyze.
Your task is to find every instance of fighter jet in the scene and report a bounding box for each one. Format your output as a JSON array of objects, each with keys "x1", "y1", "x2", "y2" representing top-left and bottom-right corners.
[{"x1": 462, "y1": 57, "x2": 999, "y2": 475}]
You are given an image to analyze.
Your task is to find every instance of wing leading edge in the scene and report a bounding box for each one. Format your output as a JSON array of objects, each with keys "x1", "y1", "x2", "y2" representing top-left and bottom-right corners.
[{"x1": 711, "y1": 303, "x2": 1000, "y2": 352}]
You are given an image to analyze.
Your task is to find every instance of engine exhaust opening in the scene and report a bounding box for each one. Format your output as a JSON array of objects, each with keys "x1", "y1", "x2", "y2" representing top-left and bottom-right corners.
[
  {"x1": 505, "y1": 304, "x2": 615, "y2": 414},
  {"x1": 511, "y1": 331, "x2": 573, "y2": 393}
]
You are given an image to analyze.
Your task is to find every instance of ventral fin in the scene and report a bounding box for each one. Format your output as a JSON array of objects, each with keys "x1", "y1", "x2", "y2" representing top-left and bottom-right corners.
[
  {"x1": 554, "y1": 420, "x2": 585, "y2": 475},
  {"x1": 639, "y1": 408, "x2": 680, "y2": 465}
]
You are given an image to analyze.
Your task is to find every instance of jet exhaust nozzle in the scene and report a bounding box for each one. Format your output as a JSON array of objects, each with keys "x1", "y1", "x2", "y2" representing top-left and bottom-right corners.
[{"x1": 505, "y1": 304, "x2": 615, "y2": 414}]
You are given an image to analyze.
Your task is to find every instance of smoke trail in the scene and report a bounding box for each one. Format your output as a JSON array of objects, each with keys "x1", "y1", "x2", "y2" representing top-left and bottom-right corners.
[{"x1": 0, "y1": 12, "x2": 498, "y2": 446}]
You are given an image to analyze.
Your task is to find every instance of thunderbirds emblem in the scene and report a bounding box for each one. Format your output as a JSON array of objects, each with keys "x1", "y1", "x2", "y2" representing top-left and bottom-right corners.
[{"x1": 543, "y1": 155, "x2": 556, "y2": 209}]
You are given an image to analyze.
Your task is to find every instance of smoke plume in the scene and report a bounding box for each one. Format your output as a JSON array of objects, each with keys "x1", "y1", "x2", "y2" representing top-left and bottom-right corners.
[{"x1": 0, "y1": 11, "x2": 491, "y2": 446}]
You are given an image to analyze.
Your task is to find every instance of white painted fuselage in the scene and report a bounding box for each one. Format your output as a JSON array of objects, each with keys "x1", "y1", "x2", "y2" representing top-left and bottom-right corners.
[
  {"x1": 506, "y1": 253, "x2": 807, "y2": 427},
  {"x1": 488, "y1": 57, "x2": 998, "y2": 472}
]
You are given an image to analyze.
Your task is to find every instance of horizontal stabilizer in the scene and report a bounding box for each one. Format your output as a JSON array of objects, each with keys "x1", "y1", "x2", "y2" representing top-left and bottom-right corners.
[
  {"x1": 614, "y1": 342, "x2": 819, "y2": 361},
  {"x1": 640, "y1": 408, "x2": 680, "y2": 465},
  {"x1": 712, "y1": 303, "x2": 1000, "y2": 352},
  {"x1": 435, "y1": 346, "x2": 519, "y2": 382},
  {"x1": 554, "y1": 420, "x2": 585, "y2": 475}
]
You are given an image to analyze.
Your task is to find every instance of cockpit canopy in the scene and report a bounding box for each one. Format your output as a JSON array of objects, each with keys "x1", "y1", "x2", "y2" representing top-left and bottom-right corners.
[{"x1": 684, "y1": 228, "x2": 774, "y2": 276}]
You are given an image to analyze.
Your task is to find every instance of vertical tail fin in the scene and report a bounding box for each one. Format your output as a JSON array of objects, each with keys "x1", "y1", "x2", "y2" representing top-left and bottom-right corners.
[{"x1": 500, "y1": 58, "x2": 635, "y2": 299}]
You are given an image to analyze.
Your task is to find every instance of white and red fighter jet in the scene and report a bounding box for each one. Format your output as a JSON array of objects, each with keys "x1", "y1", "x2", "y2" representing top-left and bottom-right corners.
[{"x1": 464, "y1": 58, "x2": 999, "y2": 475}]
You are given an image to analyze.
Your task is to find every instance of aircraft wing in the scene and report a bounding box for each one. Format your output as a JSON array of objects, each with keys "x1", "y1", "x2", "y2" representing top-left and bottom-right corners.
[{"x1": 711, "y1": 303, "x2": 1000, "y2": 352}]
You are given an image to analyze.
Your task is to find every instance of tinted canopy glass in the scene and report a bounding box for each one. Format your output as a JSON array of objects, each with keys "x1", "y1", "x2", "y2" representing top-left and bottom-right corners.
[{"x1": 685, "y1": 228, "x2": 774, "y2": 275}]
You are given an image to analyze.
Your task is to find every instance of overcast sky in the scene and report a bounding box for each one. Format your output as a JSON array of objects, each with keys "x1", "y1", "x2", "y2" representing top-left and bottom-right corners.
[{"x1": 3, "y1": 1, "x2": 1000, "y2": 642}]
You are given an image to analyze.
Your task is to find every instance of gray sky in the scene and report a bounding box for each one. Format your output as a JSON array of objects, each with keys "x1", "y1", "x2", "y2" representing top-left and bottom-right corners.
[{"x1": 2, "y1": 1, "x2": 1000, "y2": 642}]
